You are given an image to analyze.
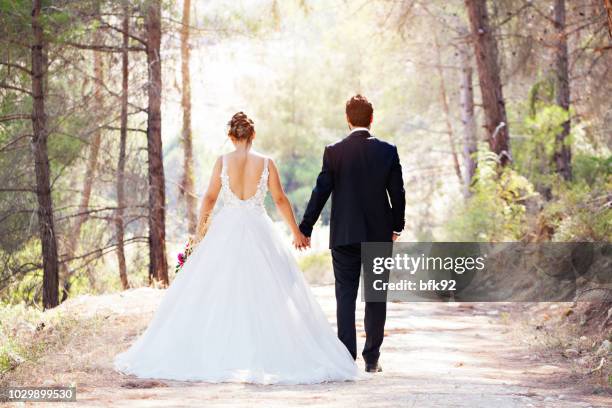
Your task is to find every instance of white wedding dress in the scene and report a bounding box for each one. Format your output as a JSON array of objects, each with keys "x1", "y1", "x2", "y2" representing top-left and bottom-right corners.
[{"x1": 114, "y1": 155, "x2": 359, "y2": 384}]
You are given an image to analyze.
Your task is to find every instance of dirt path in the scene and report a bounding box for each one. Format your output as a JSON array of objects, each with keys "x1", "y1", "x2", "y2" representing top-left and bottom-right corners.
[{"x1": 10, "y1": 286, "x2": 610, "y2": 407}]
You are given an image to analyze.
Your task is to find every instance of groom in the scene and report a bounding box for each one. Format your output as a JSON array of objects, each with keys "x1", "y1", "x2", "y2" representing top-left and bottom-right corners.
[{"x1": 299, "y1": 95, "x2": 406, "y2": 373}]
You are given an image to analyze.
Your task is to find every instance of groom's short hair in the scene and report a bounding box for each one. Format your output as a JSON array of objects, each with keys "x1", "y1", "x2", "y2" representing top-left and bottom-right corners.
[{"x1": 346, "y1": 95, "x2": 373, "y2": 127}]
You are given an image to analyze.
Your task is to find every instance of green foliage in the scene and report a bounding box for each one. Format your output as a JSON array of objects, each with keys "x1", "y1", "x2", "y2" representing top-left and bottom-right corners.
[
  {"x1": 542, "y1": 178, "x2": 612, "y2": 242},
  {"x1": 526, "y1": 77, "x2": 555, "y2": 117},
  {"x1": 446, "y1": 136, "x2": 610, "y2": 243},
  {"x1": 1, "y1": 271, "x2": 41, "y2": 306},
  {"x1": 0, "y1": 238, "x2": 43, "y2": 305},
  {"x1": 445, "y1": 146, "x2": 537, "y2": 241},
  {"x1": 572, "y1": 154, "x2": 612, "y2": 186},
  {"x1": 504, "y1": 78, "x2": 611, "y2": 243},
  {"x1": 513, "y1": 102, "x2": 571, "y2": 190},
  {"x1": 297, "y1": 251, "x2": 332, "y2": 284}
]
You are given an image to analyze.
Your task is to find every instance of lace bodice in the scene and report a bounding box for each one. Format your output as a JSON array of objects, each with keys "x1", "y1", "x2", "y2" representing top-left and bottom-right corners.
[{"x1": 220, "y1": 155, "x2": 269, "y2": 212}]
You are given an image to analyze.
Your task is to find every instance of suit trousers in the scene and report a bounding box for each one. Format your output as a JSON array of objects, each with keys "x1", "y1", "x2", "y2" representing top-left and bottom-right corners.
[{"x1": 331, "y1": 243, "x2": 386, "y2": 364}]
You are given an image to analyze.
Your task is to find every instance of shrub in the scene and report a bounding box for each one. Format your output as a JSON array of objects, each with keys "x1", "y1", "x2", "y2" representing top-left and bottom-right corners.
[
  {"x1": 445, "y1": 146, "x2": 537, "y2": 241},
  {"x1": 298, "y1": 251, "x2": 333, "y2": 284}
]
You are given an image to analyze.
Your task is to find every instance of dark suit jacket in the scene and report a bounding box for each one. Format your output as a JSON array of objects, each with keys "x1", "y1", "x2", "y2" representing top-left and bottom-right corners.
[{"x1": 299, "y1": 130, "x2": 406, "y2": 248}]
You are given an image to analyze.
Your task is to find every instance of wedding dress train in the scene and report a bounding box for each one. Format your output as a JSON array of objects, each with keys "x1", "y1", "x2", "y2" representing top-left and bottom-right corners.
[{"x1": 114, "y1": 156, "x2": 359, "y2": 384}]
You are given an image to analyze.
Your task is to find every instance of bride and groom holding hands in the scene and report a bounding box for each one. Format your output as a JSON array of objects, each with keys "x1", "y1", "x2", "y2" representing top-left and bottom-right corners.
[{"x1": 115, "y1": 94, "x2": 406, "y2": 384}]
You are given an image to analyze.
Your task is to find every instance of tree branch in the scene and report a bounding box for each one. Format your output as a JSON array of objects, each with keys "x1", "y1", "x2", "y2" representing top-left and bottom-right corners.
[
  {"x1": 0, "y1": 61, "x2": 32, "y2": 75},
  {"x1": 0, "y1": 82, "x2": 32, "y2": 95},
  {"x1": 62, "y1": 41, "x2": 145, "y2": 53},
  {"x1": 99, "y1": 21, "x2": 147, "y2": 46},
  {"x1": 0, "y1": 133, "x2": 31, "y2": 152},
  {"x1": 103, "y1": 125, "x2": 147, "y2": 134},
  {"x1": 0, "y1": 113, "x2": 30, "y2": 122},
  {"x1": 0, "y1": 188, "x2": 35, "y2": 193}
]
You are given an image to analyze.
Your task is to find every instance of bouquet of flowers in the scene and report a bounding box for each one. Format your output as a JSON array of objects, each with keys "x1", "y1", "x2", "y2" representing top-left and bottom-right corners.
[
  {"x1": 175, "y1": 238, "x2": 196, "y2": 274},
  {"x1": 175, "y1": 215, "x2": 210, "y2": 274}
]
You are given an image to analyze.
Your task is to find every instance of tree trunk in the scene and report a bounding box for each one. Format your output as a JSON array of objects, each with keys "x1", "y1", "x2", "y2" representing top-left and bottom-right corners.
[
  {"x1": 458, "y1": 36, "x2": 478, "y2": 198},
  {"x1": 145, "y1": 0, "x2": 168, "y2": 286},
  {"x1": 433, "y1": 28, "x2": 463, "y2": 186},
  {"x1": 31, "y1": 0, "x2": 59, "y2": 309},
  {"x1": 180, "y1": 0, "x2": 197, "y2": 235},
  {"x1": 61, "y1": 8, "x2": 105, "y2": 301},
  {"x1": 605, "y1": 0, "x2": 612, "y2": 37},
  {"x1": 552, "y1": 0, "x2": 572, "y2": 181},
  {"x1": 116, "y1": 0, "x2": 130, "y2": 290},
  {"x1": 464, "y1": 0, "x2": 511, "y2": 166}
]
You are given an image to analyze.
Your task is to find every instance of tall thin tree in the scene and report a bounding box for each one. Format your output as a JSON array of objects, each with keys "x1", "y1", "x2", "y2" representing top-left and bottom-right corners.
[
  {"x1": 458, "y1": 34, "x2": 477, "y2": 197},
  {"x1": 464, "y1": 0, "x2": 511, "y2": 166},
  {"x1": 552, "y1": 0, "x2": 572, "y2": 180},
  {"x1": 115, "y1": 0, "x2": 130, "y2": 289},
  {"x1": 180, "y1": 0, "x2": 197, "y2": 235},
  {"x1": 144, "y1": 0, "x2": 169, "y2": 286},
  {"x1": 605, "y1": 0, "x2": 612, "y2": 37},
  {"x1": 31, "y1": 0, "x2": 59, "y2": 308},
  {"x1": 433, "y1": 27, "x2": 463, "y2": 186}
]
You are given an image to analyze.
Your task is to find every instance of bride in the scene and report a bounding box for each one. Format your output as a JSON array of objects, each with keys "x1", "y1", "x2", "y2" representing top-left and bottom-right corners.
[{"x1": 114, "y1": 112, "x2": 359, "y2": 384}]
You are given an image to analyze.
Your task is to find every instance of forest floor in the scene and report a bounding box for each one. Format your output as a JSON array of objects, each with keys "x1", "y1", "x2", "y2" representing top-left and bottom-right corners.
[{"x1": 3, "y1": 285, "x2": 611, "y2": 408}]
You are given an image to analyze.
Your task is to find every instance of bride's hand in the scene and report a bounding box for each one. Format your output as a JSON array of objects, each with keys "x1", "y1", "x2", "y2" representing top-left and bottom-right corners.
[{"x1": 293, "y1": 231, "x2": 310, "y2": 250}]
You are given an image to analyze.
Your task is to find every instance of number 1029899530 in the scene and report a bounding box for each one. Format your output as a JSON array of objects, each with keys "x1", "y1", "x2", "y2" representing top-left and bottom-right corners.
[{"x1": 0, "y1": 387, "x2": 76, "y2": 402}]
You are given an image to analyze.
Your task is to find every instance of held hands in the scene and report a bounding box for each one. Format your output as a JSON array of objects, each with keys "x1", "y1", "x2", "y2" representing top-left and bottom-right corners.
[{"x1": 293, "y1": 231, "x2": 311, "y2": 251}]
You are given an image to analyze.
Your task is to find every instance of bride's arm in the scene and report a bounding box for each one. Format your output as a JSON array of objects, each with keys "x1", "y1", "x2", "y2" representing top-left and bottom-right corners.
[
  {"x1": 268, "y1": 159, "x2": 309, "y2": 249},
  {"x1": 195, "y1": 157, "x2": 222, "y2": 240}
]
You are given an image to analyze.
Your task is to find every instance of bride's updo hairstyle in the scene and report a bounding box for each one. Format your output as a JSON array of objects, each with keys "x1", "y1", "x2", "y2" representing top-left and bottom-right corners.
[{"x1": 228, "y1": 112, "x2": 255, "y2": 143}]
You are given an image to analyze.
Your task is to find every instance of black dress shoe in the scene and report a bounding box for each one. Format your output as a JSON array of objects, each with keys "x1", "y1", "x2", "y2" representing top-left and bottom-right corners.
[{"x1": 365, "y1": 362, "x2": 382, "y2": 373}]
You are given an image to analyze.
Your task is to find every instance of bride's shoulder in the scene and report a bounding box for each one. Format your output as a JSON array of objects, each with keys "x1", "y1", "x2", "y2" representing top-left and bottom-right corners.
[
  {"x1": 211, "y1": 155, "x2": 224, "y2": 171},
  {"x1": 250, "y1": 151, "x2": 273, "y2": 165}
]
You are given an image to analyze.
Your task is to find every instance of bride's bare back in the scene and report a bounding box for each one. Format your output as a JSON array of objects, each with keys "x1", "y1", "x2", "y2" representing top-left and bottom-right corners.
[
  {"x1": 224, "y1": 152, "x2": 267, "y2": 200},
  {"x1": 194, "y1": 111, "x2": 308, "y2": 249}
]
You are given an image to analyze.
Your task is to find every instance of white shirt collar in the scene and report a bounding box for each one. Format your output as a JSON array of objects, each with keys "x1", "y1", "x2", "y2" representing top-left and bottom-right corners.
[{"x1": 348, "y1": 127, "x2": 370, "y2": 135}]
